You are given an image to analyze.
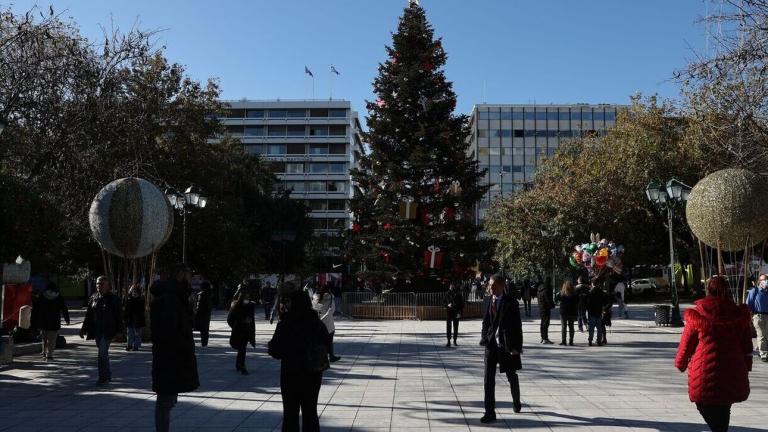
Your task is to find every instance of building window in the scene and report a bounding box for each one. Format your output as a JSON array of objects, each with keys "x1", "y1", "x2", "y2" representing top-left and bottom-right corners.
[
  {"x1": 268, "y1": 109, "x2": 287, "y2": 118},
  {"x1": 488, "y1": 111, "x2": 501, "y2": 120},
  {"x1": 286, "y1": 109, "x2": 306, "y2": 118},
  {"x1": 524, "y1": 111, "x2": 536, "y2": 121},
  {"x1": 511, "y1": 112, "x2": 524, "y2": 120},
  {"x1": 559, "y1": 111, "x2": 570, "y2": 121},
  {"x1": 226, "y1": 125, "x2": 244, "y2": 135},
  {"x1": 268, "y1": 125, "x2": 286, "y2": 136},
  {"x1": 328, "y1": 109, "x2": 347, "y2": 118},
  {"x1": 268, "y1": 144, "x2": 286, "y2": 155},
  {"x1": 501, "y1": 165, "x2": 512, "y2": 173},
  {"x1": 307, "y1": 200, "x2": 328, "y2": 211},
  {"x1": 246, "y1": 109, "x2": 264, "y2": 118},
  {"x1": 478, "y1": 110, "x2": 490, "y2": 120},
  {"x1": 328, "y1": 163, "x2": 347, "y2": 173},
  {"x1": 546, "y1": 112, "x2": 559, "y2": 121},
  {"x1": 327, "y1": 181, "x2": 345, "y2": 192},
  {"x1": 500, "y1": 111, "x2": 513, "y2": 120},
  {"x1": 477, "y1": 129, "x2": 489, "y2": 138},
  {"x1": 283, "y1": 181, "x2": 305, "y2": 192},
  {"x1": 246, "y1": 144, "x2": 264, "y2": 155},
  {"x1": 535, "y1": 111, "x2": 547, "y2": 121},
  {"x1": 478, "y1": 148, "x2": 490, "y2": 157},
  {"x1": 329, "y1": 143, "x2": 346, "y2": 154},
  {"x1": 310, "y1": 108, "x2": 329, "y2": 118},
  {"x1": 307, "y1": 182, "x2": 325, "y2": 192},
  {"x1": 268, "y1": 162, "x2": 286, "y2": 173},
  {"x1": 225, "y1": 109, "x2": 245, "y2": 118},
  {"x1": 490, "y1": 147, "x2": 500, "y2": 155},
  {"x1": 287, "y1": 143, "x2": 305, "y2": 154},
  {"x1": 310, "y1": 144, "x2": 329, "y2": 155},
  {"x1": 571, "y1": 111, "x2": 581, "y2": 121},
  {"x1": 593, "y1": 111, "x2": 605, "y2": 121},
  {"x1": 286, "y1": 163, "x2": 304, "y2": 174},
  {"x1": 328, "y1": 200, "x2": 346, "y2": 211},
  {"x1": 329, "y1": 125, "x2": 347, "y2": 136},
  {"x1": 286, "y1": 125, "x2": 305, "y2": 137},
  {"x1": 605, "y1": 110, "x2": 616, "y2": 121},
  {"x1": 513, "y1": 129, "x2": 524, "y2": 138},
  {"x1": 244, "y1": 125, "x2": 265, "y2": 136},
  {"x1": 582, "y1": 111, "x2": 593, "y2": 121},
  {"x1": 310, "y1": 125, "x2": 329, "y2": 136},
  {"x1": 309, "y1": 163, "x2": 329, "y2": 174}
]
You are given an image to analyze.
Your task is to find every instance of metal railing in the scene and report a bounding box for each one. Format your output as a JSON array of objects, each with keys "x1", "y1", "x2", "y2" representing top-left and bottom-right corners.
[{"x1": 342, "y1": 292, "x2": 484, "y2": 320}]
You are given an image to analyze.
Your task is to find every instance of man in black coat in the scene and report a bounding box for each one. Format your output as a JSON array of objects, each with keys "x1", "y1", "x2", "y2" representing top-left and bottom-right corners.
[
  {"x1": 194, "y1": 281, "x2": 212, "y2": 347},
  {"x1": 80, "y1": 276, "x2": 122, "y2": 385},
  {"x1": 537, "y1": 277, "x2": 555, "y2": 344},
  {"x1": 586, "y1": 283, "x2": 606, "y2": 346},
  {"x1": 151, "y1": 265, "x2": 200, "y2": 432},
  {"x1": 480, "y1": 274, "x2": 523, "y2": 424},
  {"x1": 32, "y1": 282, "x2": 70, "y2": 360},
  {"x1": 443, "y1": 283, "x2": 465, "y2": 347}
]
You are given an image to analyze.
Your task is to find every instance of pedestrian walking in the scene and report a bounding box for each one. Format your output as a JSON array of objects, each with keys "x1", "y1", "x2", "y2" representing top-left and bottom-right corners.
[
  {"x1": 194, "y1": 281, "x2": 212, "y2": 347},
  {"x1": 443, "y1": 282, "x2": 465, "y2": 347},
  {"x1": 79, "y1": 275, "x2": 122, "y2": 385},
  {"x1": 228, "y1": 288, "x2": 256, "y2": 374},
  {"x1": 615, "y1": 279, "x2": 628, "y2": 319},
  {"x1": 31, "y1": 282, "x2": 70, "y2": 360},
  {"x1": 586, "y1": 282, "x2": 605, "y2": 346},
  {"x1": 747, "y1": 273, "x2": 768, "y2": 362},
  {"x1": 575, "y1": 276, "x2": 589, "y2": 332},
  {"x1": 555, "y1": 281, "x2": 578, "y2": 346},
  {"x1": 521, "y1": 278, "x2": 532, "y2": 317},
  {"x1": 675, "y1": 276, "x2": 753, "y2": 432},
  {"x1": 312, "y1": 284, "x2": 341, "y2": 362},
  {"x1": 123, "y1": 284, "x2": 145, "y2": 351},
  {"x1": 537, "y1": 277, "x2": 554, "y2": 344},
  {"x1": 269, "y1": 286, "x2": 331, "y2": 432},
  {"x1": 151, "y1": 264, "x2": 200, "y2": 432},
  {"x1": 601, "y1": 284, "x2": 614, "y2": 345},
  {"x1": 262, "y1": 282, "x2": 276, "y2": 321},
  {"x1": 480, "y1": 274, "x2": 523, "y2": 424}
]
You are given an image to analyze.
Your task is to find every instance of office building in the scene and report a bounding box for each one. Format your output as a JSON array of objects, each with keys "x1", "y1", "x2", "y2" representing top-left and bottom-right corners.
[
  {"x1": 468, "y1": 103, "x2": 621, "y2": 223},
  {"x1": 217, "y1": 100, "x2": 365, "y2": 258}
]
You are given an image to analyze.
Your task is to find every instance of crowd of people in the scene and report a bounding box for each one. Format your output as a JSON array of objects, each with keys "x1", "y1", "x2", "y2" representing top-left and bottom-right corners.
[{"x1": 18, "y1": 267, "x2": 767, "y2": 432}]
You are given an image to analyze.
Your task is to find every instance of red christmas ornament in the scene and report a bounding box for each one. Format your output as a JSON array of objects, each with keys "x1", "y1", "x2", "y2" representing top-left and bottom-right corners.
[
  {"x1": 423, "y1": 246, "x2": 444, "y2": 270},
  {"x1": 383, "y1": 222, "x2": 394, "y2": 230},
  {"x1": 422, "y1": 61, "x2": 434, "y2": 72},
  {"x1": 379, "y1": 251, "x2": 390, "y2": 264},
  {"x1": 442, "y1": 207, "x2": 455, "y2": 221},
  {"x1": 352, "y1": 223, "x2": 361, "y2": 233}
]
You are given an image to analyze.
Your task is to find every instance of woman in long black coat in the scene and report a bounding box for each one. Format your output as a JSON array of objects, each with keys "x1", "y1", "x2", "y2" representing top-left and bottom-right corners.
[
  {"x1": 194, "y1": 281, "x2": 212, "y2": 347},
  {"x1": 151, "y1": 266, "x2": 199, "y2": 432},
  {"x1": 555, "y1": 281, "x2": 579, "y2": 346},
  {"x1": 228, "y1": 289, "x2": 255, "y2": 375},
  {"x1": 269, "y1": 289, "x2": 330, "y2": 432}
]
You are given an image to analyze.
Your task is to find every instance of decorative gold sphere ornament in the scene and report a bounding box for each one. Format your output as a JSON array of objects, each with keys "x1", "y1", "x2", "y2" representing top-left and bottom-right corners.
[{"x1": 686, "y1": 168, "x2": 768, "y2": 251}]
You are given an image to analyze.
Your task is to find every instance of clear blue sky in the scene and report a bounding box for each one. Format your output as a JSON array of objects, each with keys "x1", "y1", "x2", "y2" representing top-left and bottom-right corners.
[{"x1": 8, "y1": 0, "x2": 707, "y2": 118}]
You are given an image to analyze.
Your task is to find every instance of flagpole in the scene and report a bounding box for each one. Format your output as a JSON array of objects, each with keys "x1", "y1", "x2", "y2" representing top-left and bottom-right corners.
[{"x1": 330, "y1": 69, "x2": 334, "y2": 100}]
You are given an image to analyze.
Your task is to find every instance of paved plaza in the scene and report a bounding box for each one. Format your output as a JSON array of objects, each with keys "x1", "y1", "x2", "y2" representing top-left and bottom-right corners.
[{"x1": 0, "y1": 304, "x2": 766, "y2": 432}]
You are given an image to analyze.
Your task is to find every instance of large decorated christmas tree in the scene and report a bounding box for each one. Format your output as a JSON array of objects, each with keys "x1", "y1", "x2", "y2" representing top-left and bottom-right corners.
[{"x1": 347, "y1": 1, "x2": 489, "y2": 290}]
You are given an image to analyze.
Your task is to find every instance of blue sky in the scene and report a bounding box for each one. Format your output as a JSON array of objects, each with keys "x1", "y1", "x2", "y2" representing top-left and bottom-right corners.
[{"x1": 8, "y1": 0, "x2": 707, "y2": 118}]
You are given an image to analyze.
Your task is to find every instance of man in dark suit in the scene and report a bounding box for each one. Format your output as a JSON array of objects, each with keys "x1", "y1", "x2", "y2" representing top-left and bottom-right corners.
[{"x1": 480, "y1": 274, "x2": 523, "y2": 424}]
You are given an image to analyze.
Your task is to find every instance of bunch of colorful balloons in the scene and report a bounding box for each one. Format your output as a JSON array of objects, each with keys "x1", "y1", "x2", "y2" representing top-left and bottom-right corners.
[{"x1": 568, "y1": 233, "x2": 625, "y2": 275}]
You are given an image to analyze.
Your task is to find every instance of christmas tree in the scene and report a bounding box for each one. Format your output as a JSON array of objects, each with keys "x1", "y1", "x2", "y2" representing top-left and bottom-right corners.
[{"x1": 347, "y1": 1, "x2": 490, "y2": 290}]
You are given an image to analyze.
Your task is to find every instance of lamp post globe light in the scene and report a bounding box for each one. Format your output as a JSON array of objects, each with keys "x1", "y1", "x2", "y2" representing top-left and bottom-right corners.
[
  {"x1": 646, "y1": 178, "x2": 692, "y2": 327},
  {"x1": 166, "y1": 185, "x2": 208, "y2": 265}
]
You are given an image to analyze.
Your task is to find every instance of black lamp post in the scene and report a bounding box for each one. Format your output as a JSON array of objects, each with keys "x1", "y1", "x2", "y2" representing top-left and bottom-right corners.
[
  {"x1": 645, "y1": 178, "x2": 691, "y2": 327},
  {"x1": 166, "y1": 185, "x2": 208, "y2": 265}
]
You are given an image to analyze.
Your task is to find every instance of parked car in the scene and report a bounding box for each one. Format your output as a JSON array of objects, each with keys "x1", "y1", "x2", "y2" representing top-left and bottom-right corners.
[{"x1": 630, "y1": 279, "x2": 656, "y2": 297}]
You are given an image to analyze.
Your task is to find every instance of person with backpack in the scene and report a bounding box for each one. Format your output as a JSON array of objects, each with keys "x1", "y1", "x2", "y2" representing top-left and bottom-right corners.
[
  {"x1": 31, "y1": 282, "x2": 70, "y2": 361},
  {"x1": 228, "y1": 288, "x2": 256, "y2": 375},
  {"x1": 443, "y1": 282, "x2": 465, "y2": 347},
  {"x1": 269, "y1": 286, "x2": 331, "y2": 432},
  {"x1": 123, "y1": 284, "x2": 146, "y2": 351},
  {"x1": 194, "y1": 281, "x2": 212, "y2": 347},
  {"x1": 312, "y1": 284, "x2": 341, "y2": 362},
  {"x1": 537, "y1": 277, "x2": 555, "y2": 344},
  {"x1": 150, "y1": 264, "x2": 199, "y2": 432}
]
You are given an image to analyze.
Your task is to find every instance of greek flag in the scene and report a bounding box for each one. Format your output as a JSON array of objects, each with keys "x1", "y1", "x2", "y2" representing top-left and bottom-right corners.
[
  {"x1": 304, "y1": 66, "x2": 313, "y2": 77},
  {"x1": 331, "y1": 65, "x2": 340, "y2": 76}
]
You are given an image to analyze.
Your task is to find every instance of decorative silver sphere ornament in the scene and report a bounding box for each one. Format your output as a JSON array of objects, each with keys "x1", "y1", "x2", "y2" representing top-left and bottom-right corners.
[
  {"x1": 89, "y1": 177, "x2": 174, "y2": 258},
  {"x1": 686, "y1": 168, "x2": 768, "y2": 251}
]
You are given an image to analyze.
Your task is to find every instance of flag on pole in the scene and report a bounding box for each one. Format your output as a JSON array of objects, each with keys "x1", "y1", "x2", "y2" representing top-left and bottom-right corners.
[
  {"x1": 330, "y1": 65, "x2": 340, "y2": 76},
  {"x1": 305, "y1": 66, "x2": 314, "y2": 77}
]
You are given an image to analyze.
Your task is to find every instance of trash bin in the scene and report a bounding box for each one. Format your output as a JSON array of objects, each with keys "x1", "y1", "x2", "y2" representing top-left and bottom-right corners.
[{"x1": 654, "y1": 304, "x2": 671, "y2": 327}]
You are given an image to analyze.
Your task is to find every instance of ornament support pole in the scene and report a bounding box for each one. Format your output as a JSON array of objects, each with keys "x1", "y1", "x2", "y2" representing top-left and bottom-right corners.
[
  {"x1": 742, "y1": 236, "x2": 751, "y2": 305},
  {"x1": 717, "y1": 240, "x2": 725, "y2": 276},
  {"x1": 698, "y1": 238, "x2": 706, "y2": 294}
]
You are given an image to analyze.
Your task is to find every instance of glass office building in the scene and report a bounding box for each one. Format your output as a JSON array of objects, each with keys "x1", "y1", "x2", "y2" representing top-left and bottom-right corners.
[
  {"x1": 217, "y1": 100, "x2": 365, "y2": 257},
  {"x1": 468, "y1": 104, "x2": 621, "y2": 223}
]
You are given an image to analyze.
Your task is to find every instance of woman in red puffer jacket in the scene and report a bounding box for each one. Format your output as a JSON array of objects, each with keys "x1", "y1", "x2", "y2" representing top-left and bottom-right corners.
[{"x1": 675, "y1": 276, "x2": 753, "y2": 432}]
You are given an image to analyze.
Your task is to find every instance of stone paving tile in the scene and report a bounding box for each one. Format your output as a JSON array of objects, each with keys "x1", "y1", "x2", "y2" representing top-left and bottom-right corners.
[{"x1": 1, "y1": 304, "x2": 767, "y2": 431}]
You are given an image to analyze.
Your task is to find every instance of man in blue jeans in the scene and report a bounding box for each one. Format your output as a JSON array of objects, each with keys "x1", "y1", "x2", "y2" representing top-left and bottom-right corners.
[
  {"x1": 80, "y1": 276, "x2": 123, "y2": 385},
  {"x1": 586, "y1": 283, "x2": 605, "y2": 346}
]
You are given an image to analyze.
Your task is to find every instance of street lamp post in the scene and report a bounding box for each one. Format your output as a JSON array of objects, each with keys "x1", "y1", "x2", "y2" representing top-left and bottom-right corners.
[
  {"x1": 645, "y1": 179, "x2": 691, "y2": 327},
  {"x1": 166, "y1": 185, "x2": 208, "y2": 265}
]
